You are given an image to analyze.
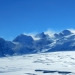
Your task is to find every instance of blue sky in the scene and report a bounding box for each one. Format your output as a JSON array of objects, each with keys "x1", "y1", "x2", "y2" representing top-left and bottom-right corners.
[{"x1": 0, "y1": 0, "x2": 75, "y2": 40}]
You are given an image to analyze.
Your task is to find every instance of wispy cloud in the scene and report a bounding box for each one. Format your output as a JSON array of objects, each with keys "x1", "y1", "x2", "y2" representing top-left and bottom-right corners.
[
  {"x1": 23, "y1": 32, "x2": 40, "y2": 40},
  {"x1": 23, "y1": 29, "x2": 56, "y2": 40},
  {"x1": 68, "y1": 28, "x2": 75, "y2": 34},
  {"x1": 44, "y1": 29, "x2": 55, "y2": 37}
]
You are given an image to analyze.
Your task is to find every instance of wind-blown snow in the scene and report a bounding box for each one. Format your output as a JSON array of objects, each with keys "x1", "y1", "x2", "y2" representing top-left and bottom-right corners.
[
  {"x1": 68, "y1": 29, "x2": 75, "y2": 34},
  {"x1": 23, "y1": 33, "x2": 41, "y2": 40},
  {"x1": 44, "y1": 29, "x2": 55, "y2": 38},
  {"x1": 0, "y1": 51, "x2": 75, "y2": 75},
  {"x1": 1, "y1": 29, "x2": 75, "y2": 57}
]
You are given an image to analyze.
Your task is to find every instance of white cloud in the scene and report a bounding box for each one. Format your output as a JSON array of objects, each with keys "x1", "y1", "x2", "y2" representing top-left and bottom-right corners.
[
  {"x1": 68, "y1": 29, "x2": 75, "y2": 34},
  {"x1": 23, "y1": 32, "x2": 40, "y2": 40},
  {"x1": 44, "y1": 29, "x2": 55, "y2": 38},
  {"x1": 23, "y1": 29, "x2": 56, "y2": 40}
]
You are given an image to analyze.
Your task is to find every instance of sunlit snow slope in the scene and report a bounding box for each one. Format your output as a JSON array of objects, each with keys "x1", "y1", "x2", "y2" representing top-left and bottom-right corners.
[{"x1": 0, "y1": 51, "x2": 75, "y2": 75}]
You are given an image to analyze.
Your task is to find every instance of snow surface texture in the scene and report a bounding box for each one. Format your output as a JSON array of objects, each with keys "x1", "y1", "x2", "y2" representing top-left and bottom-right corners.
[{"x1": 0, "y1": 51, "x2": 75, "y2": 75}]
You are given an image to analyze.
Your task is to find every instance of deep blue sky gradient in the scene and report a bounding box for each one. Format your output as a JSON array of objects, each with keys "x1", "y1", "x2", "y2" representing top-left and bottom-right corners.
[{"x1": 0, "y1": 0, "x2": 75, "y2": 40}]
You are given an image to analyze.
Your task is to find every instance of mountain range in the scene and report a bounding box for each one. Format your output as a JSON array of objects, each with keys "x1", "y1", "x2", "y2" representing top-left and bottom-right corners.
[{"x1": 0, "y1": 29, "x2": 75, "y2": 57}]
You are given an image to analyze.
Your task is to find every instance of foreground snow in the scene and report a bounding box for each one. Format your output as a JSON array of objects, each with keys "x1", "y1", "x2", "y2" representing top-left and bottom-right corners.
[{"x1": 0, "y1": 51, "x2": 75, "y2": 75}]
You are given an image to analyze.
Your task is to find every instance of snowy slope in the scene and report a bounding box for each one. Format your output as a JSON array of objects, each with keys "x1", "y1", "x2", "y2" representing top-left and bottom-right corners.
[{"x1": 0, "y1": 51, "x2": 75, "y2": 75}]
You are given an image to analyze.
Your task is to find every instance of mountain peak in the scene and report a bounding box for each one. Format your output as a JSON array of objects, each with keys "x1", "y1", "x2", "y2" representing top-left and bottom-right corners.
[
  {"x1": 61, "y1": 29, "x2": 73, "y2": 36},
  {"x1": 35, "y1": 32, "x2": 49, "y2": 39},
  {"x1": 13, "y1": 34, "x2": 34, "y2": 45},
  {"x1": 54, "y1": 29, "x2": 73, "y2": 38}
]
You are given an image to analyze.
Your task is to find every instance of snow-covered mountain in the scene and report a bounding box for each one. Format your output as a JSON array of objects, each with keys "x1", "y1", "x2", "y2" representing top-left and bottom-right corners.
[
  {"x1": 0, "y1": 38, "x2": 14, "y2": 57},
  {"x1": 0, "y1": 29, "x2": 75, "y2": 56},
  {"x1": 47, "y1": 30, "x2": 75, "y2": 52},
  {"x1": 35, "y1": 32, "x2": 49, "y2": 39},
  {"x1": 54, "y1": 30, "x2": 73, "y2": 38},
  {"x1": 13, "y1": 34, "x2": 34, "y2": 45}
]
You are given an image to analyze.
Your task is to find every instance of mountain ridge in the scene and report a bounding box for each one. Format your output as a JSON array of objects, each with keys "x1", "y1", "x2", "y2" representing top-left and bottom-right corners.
[{"x1": 0, "y1": 29, "x2": 75, "y2": 57}]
